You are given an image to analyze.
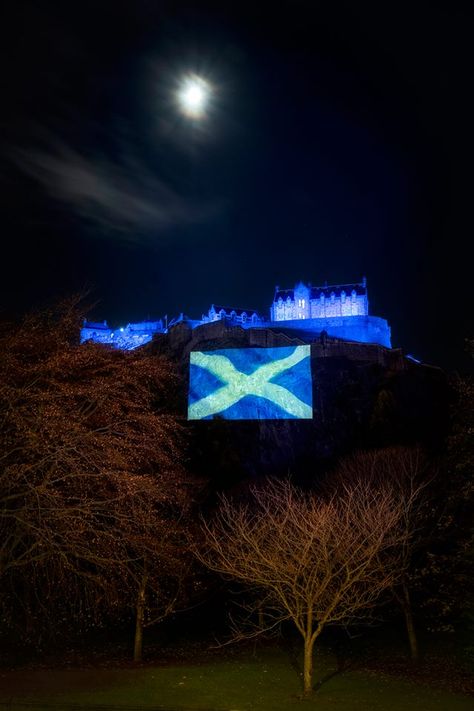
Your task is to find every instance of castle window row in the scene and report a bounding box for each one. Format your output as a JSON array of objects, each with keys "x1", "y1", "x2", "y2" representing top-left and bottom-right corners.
[{"x1": 271, "y1": 283, "x2": 368, "y2": 322}]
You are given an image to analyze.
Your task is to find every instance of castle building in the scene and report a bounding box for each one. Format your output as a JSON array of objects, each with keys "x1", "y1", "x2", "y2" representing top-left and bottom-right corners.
[
  {"x1": 80, "y1": 277, "x2": 391, "y2": 350},
  {"x1": 80, "y1": 320, "x2": 164, "y2": 350},
  {"x1": 271, "y1": 279, "x2": 368, "y2": 321},
  {"x1": 265, "y1": 278, "x2": 390, "y2": 347}
]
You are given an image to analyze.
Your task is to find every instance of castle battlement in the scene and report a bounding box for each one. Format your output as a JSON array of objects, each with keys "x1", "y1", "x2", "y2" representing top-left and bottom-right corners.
[{"x1": 80, "y1": 277, "x2": 390, "y2": 350}]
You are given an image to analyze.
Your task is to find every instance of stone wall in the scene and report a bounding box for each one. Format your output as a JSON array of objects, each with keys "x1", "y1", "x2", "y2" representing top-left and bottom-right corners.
[
  {"x1": 153, "y1": 319, "x2": 399, "y2": 371},
  {"x1": 81, "y1": 320, "x2": 164, "y2": 350},
  {"x1": 261, "y1": 315, "x2": 390, "y2": 348}
]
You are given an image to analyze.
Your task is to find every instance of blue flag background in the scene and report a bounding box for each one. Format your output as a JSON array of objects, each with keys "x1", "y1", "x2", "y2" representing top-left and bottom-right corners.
[{"x1": 188, "y1": 345, "x2": 313, "y2": 420}]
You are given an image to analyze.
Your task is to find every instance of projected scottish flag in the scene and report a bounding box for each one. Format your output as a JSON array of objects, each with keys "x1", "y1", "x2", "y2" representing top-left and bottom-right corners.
[{"x1": 188, "y1": 345, "x2": 313, "y2": 420}]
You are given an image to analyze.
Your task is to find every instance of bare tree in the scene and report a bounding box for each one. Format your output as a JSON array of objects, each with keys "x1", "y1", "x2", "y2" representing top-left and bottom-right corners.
[
  {"x1": 0, "y1": 298, "x2": 194, "y2": 656},
  {"x1": 335, "y1": 447, "x2": 430, "y2": 661},
  {"x1": 127, "y1": 520, "x2": 201, "y2": 663},
  {"x1": 199, "y1": 478, "x2": 411, "y2": 696}
]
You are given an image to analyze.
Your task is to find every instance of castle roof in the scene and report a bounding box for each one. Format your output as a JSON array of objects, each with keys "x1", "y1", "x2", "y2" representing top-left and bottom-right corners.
[
  {"x1": 310, "y1": 283, "x2": 366, "y2": 299},
  {"x1": 212, "y1": 305, "x2": 262, "y2": 317},
  {"x1": 274, "y1": 282, "x2": 366, "y2": 301},
  {"x1": 273, "y1": 289, "x2": 294, "y2": 301}
]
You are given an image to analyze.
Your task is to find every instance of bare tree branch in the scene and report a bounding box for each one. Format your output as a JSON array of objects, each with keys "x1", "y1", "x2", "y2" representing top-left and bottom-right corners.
[{"x1": 199, "y1": 477, "x2": 416, "y2": 696}]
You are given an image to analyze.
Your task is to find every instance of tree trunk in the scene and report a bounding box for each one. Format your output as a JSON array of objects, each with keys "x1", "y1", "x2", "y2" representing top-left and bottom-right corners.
[
  {"x1": 401, "y1": 582, "x2": 419, "y2": 662},
  {"x1": 302, "y1": 610, "x2": 316, "y2": 697},
  {"x1": 133, "y1": 571, "x2": 148, "y2": 663},
  {"x1": 303, "y1": 634, "x2": 314, "y2": 696}
]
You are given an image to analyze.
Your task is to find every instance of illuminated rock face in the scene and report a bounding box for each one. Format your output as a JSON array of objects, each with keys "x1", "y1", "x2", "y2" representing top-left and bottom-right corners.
[
  {"x1": 80, "y1": 277, "x2": 391, "y2": 350},
  {"x1": 152, "y1": 321, "x2": 446, "y2": 477}
]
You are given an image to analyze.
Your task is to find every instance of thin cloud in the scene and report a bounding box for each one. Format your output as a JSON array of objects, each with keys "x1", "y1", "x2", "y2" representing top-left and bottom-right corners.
[{"x1": 9, "y1": 142, "x2": 223, "y2": 242}]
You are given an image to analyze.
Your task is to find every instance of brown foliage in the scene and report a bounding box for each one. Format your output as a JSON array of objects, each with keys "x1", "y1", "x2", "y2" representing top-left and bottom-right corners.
[{"x1": 0, "y1": 297, "x2": 191, "y2": 641}]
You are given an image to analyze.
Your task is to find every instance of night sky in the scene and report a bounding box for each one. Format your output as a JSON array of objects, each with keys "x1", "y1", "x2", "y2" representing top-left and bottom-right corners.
[{"x1": 1, "y1": 1, "x2": 471, "y2": 370}]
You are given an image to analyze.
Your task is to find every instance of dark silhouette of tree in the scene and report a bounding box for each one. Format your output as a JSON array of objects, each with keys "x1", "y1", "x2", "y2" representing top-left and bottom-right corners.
[
  {"x1": 420, "y1": 341, "x2": 474, "y2": 634},
  {"x1": 0, "y1": 297, "x2": 194, "y2": 657},
  {"x1": 334, "y1": 447, "x2": 431, "y2": 661}
]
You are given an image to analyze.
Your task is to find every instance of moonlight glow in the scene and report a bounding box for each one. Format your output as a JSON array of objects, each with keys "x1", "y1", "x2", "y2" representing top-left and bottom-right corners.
[{"x1": 177, "y1": 75, "x2": 211, "y2": 118}]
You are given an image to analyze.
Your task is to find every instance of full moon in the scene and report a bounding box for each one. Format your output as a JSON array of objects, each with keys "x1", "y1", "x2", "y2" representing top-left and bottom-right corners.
[{"x1": 177, "y1": 75, "x2": 211, "y2": 118}]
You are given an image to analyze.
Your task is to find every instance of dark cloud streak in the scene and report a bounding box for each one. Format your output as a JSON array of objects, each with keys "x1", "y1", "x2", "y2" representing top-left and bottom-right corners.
[{"x1": 9, "y1": 140, "x2": 224, "y2": 244}]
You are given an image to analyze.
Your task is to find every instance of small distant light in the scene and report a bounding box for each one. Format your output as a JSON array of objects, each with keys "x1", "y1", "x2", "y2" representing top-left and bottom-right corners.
[
  {"x1": 120, "y1": 327, "x2": 124, "y2": 332},
  {"x1": 406, "y1": 354, "x2": 422, "y2": 364}
]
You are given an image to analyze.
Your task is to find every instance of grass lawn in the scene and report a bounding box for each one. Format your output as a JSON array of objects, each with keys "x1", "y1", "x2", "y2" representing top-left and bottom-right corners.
[{"x1": 0, "y1": 647, "x2": 472, "y2": 711}]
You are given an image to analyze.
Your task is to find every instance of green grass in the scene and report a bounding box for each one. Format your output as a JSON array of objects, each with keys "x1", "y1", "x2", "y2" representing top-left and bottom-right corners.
[{"x1": 0, "y1": 647, "x2": 472, "y2": 711}]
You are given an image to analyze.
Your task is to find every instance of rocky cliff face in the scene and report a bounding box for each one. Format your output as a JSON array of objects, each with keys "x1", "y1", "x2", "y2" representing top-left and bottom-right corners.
[{"x1": 150, "y1": 320, "x2": 447, "y2": 485}]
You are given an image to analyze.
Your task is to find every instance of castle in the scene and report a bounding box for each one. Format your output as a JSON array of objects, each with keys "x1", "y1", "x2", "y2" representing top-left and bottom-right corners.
[{"x1": 80, "y1": 278, "x2": 391, "y2": 350}]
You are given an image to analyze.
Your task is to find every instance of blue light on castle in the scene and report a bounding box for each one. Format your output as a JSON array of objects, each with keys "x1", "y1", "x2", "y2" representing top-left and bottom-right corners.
[
  {"x1": 80, "y1": 278, "x2": 391, "y2": 350},
  {"x1": 188, "y1": 345, "x2": 313, "y2": 420}
]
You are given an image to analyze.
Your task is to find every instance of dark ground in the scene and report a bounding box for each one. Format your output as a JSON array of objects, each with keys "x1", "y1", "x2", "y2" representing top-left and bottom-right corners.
[{"x1": 1, "y1": 623, "x2": 472, "y2": 698}]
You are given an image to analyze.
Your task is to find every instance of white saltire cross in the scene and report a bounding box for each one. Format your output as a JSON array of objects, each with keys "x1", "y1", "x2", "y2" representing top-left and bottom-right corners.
[{"x1": 188, "y1": 346, "x2": 312, "y2": 420}]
